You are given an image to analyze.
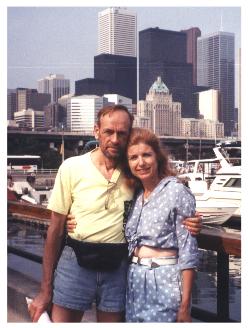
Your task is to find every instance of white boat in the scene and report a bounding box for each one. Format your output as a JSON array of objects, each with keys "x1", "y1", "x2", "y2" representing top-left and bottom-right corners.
[
  {"x1": 179, "y1": 158, "x2": 223, "y2": 196},
  {"x1": 195, "y1": 142, "x2": 241, "y2": 225},
  {"x1": 8, "y1": 177, "x2": 53, "y2": 206},
  {"x1": 196, "y1": 205, "x2": 238, "y2": 225},
  {"x1": 196, "y1": 165, "x2": 241, "y2": 225},
  {"x1": 178, "y1": 141, "x2": 241, "y2": 197}
]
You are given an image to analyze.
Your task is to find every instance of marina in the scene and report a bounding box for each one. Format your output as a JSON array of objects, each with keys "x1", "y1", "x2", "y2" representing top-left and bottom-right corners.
[
  {"x1": 8, "y1": 141, "x2": 241, "y2": 227},
  {"x1": 7, "y1": 141, "x2": 242, "y2": 322}
]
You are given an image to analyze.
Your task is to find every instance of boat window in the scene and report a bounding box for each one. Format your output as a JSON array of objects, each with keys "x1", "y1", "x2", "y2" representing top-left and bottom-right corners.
[{"x1": 224, "y1": 178, "x2": 241, "y2": 188}]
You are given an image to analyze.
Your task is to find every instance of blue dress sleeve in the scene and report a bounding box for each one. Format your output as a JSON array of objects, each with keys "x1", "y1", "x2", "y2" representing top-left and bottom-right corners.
[{"x1": 174, "y1": 183, "x2": 199, "y2": 270}]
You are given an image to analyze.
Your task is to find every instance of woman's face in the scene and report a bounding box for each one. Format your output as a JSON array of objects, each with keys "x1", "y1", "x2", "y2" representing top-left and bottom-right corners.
[{"x1": 127, "y1": 142, "x2": 158, "y2": 184}]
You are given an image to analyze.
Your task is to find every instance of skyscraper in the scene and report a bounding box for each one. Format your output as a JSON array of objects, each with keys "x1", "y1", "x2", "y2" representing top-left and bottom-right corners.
[
  {"x1": 77, "y1": 8, "x2": 137, "y2": 102},
  {"x1": 38, "y1": 74, "x2": 70, "y2": 103},
  {"x1": 7, "y1": 89, "x2": 16, "y2": 120},
  {"x1": 139, "y1": 28, "x2": 194, "y2": 117},
  {"x1": 197, "y1": 31, "x2": 235, "y2": 136},
  {"x1": 15, "y1": 88, "x2": 51, "y2": 112},
  {"x1": 181, "y1": 27, "x2": 201, "y2": 85},
  {"x1": 94, "y1": 54, "x2": 137, "y2": 102},
  {"x1": 98, "y1": 7, "x2": 137, "y2": 57},
  {"x1": 136, "y1": 76, "x2": 182, "y2": 136}
]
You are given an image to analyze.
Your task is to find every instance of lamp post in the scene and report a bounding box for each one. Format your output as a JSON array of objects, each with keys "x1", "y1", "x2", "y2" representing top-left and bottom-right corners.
[
  {"x1": 199, "y1": 130, "x2": 203, "y2": 160},
  {"x1": 185, "y1": 132, "x2": 189, "y2": 163},
  {"x1": 61, "y1": 124, "x2": 65, "y2": 163}
]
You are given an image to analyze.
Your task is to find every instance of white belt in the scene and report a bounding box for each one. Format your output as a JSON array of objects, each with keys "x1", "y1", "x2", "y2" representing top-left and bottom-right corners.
[{"x1": 131, "y1": 256, "x2": 178, "y2": 268}]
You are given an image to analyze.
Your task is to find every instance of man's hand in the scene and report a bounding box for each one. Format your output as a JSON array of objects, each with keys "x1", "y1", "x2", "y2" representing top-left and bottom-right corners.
[
  {"x1": 28, "y1": 290, "x2": 52, "y2": 322},
  {"x1": 66, "y1": 214, "x2": 77, "y2": 233},
  {"x1": 183, "y1": 211, "x2": 202, "y2": 235}
]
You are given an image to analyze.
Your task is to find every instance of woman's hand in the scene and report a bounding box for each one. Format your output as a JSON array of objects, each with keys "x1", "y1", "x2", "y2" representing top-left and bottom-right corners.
[
  {"x1": 183, "y1": 211, "x2": 202, "y2": 235},
  {"x1": 66, "y1": 214, "x2": 77, "y2": 233}
]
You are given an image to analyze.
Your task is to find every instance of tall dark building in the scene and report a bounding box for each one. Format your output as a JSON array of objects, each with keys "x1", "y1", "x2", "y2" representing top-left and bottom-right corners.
[
  {"x1": 75, "y1": 55, "x2": 137, "y2": 103},
  {"x1": 94, "y1": 54, "x2": 137, "y2": 102},
  {"x1": 139, "y1": 28, "x2": 194, "y2": 117},
  {"x1": 7, "y1": 89, "x2": 16, "y2": 120},
  {"x1": 197, "y1": 32, "x2": 235, "y2": 136},
  {"x1": 181, "y1": 27, "x2": 201, "y2": 85},
  {"x1": 75, "y1": 78, "x2": 112, "y2": 97}
]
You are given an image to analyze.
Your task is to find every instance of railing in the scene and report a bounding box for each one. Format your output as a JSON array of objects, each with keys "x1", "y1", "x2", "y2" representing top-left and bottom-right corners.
[
  {"x1": 8, "y1": 169, "x2": 58, "y2": 176},
  {"x1": 7, "y1": 201, "x2": 241, "y2": 322}
]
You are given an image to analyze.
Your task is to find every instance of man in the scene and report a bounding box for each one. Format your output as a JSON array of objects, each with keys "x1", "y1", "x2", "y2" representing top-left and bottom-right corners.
[{"x1": 29, "y1": 105, "x2": 201, "y2": 322}]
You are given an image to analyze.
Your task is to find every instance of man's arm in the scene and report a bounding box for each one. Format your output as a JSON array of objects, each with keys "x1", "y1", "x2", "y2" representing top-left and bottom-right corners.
[
  {"x1": 66, "y1": 214, "x2": 203, "y2": 235},
  {"x1": 28, "y1": 211, "x2": 66, "y2": 322},
  {"x1": 183, "y1": 211, "x2": 202, "y2": 235}
]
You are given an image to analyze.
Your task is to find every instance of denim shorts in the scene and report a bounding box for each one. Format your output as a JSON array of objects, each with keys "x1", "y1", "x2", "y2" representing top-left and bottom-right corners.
[{"x1": 53, "y1": 245, "x2": 128, "y2": 312}]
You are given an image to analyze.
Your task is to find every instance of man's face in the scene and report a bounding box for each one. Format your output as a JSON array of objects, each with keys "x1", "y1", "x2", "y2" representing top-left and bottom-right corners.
[{"x1": 94, "y1": 110, "x2": 131, "y2": 161}]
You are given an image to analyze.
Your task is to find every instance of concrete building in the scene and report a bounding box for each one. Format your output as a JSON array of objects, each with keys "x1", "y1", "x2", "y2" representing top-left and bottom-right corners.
[
  {"x1": 181, "y1": 27, "x2": 201, "y2": 85},
  {"x1": 56, "y1": 94, "x2": 73, "y2": 129},
  {"x1": 98, "y1": 7, "x2": 137, "y2": 57},
  {"x1": 103, "y1": 94, "x2": 132, "y2": 112},
  {"x1": 14, "y1": 109, "x2": 44, "y2": 130},
  {"x1": 67, "y1": 95, "x2": 109, "y2": 133},
  {"x1": 7, "y1": 89, "x2": 16, "y2": 120},
  {"x1": 15, "y1": 88, "x2": 51, "y2": 112},
  {"x1": 7, "y1": 120, "x2": 19, "y2": 129},
  {"x1": 136, "y1": 76, "x2": 182, "y2": 136},
  {"x1": 133, "y1": 115, "x2": 150, "y2": 129},
  {"x1": 43, "y1": 103, "x2": 67, "y2": 130},
  {"x1": 237, "y1": 48, "x2": 241, "y2": 140},
  {"x1": 139, "y1": 28, "x2": 194, "y2": 117},
  {"x1": 197, "y1": 32, "x2": 235, "y2": 136},
  {"x1": 198, "y1": 89, "x2": 220, "y2": 121},
  {"x1": 57, "y1": 94, "x2": 73, "y2": 109},
  {"x1": 181, "y1": 118, "x2": 224, "y2": 138},
  {"x1": 38, "y1": 74, "x2": 70, "y2": 103}
]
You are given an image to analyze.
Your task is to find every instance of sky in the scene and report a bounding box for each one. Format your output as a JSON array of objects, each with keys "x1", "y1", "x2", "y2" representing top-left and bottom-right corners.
[{"x1": 7, "y1": 4, "x2": 241, "y2": 95}]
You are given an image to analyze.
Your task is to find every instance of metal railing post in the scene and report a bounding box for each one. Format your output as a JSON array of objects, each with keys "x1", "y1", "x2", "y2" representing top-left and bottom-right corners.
[{"x1": 217, "y1": 250, "x2": 230, "y2": 321}]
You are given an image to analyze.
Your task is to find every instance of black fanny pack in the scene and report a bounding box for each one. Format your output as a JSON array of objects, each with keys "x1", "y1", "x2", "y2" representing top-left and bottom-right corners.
[{"x1": 66, "y1": 235, "x2": 128, "y2": 271}]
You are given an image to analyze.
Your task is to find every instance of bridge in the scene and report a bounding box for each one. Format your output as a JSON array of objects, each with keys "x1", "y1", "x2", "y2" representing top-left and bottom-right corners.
[{"x1": 8, "y1": 129, "x2": 222, "y2": 162}]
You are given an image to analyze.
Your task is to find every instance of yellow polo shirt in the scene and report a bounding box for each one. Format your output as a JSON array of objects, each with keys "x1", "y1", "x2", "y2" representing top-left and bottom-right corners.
[{"x1": 47, "y1": 150, "x2": 133, "y2": 243}]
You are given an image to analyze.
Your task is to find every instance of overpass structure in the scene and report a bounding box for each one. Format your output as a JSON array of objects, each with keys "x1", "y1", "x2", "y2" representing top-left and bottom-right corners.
[{"x1": 8, "y1": 129, "x2": 224, "y2": 162}]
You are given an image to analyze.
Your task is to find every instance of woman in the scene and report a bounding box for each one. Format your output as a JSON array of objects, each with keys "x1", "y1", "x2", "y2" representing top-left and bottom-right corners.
[{"x1": 123, "y1": 127, "x2": 198, "y2": 322}]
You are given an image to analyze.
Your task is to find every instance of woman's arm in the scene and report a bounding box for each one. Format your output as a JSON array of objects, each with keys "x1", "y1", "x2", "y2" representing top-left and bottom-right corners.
[
  {"x1": 174, "y1": 183, "x2": 199, "y2": 322},
  {"x1": 176, "y1": 269, "x2": 196, "y2": 322}
]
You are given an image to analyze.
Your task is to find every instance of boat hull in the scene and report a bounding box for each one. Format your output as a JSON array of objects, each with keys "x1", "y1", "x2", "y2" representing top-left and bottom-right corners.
[{"x1": 196, "y1": 205, "x2": 238, "y2": 225}]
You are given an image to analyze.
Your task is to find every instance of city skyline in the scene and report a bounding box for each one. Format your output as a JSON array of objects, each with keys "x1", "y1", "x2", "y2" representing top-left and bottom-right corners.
[{"x1": 7, "y1": 5, "x2": 241, "y2": 102}]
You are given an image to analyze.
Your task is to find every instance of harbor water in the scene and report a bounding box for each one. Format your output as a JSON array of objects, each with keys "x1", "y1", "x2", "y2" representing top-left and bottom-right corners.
[{"x1": 7, "y1": 219, "x2": 241, "y2": 322}]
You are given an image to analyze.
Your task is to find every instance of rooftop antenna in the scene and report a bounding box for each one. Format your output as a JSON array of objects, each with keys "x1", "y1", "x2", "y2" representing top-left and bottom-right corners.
[{"x1": 220, "y1": 11, "x2": 223, "y2": 32}]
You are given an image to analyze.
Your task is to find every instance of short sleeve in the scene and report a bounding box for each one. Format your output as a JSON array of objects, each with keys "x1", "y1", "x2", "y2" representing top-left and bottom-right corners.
[{"x1": 47, "y1": 161, "x2": 72, "y2": 215}]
